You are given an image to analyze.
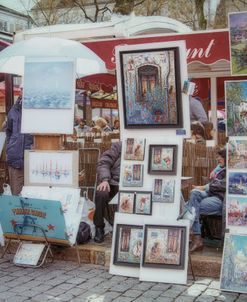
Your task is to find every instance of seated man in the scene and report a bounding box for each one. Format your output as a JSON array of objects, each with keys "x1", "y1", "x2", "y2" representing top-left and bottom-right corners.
[
  {"x1": 94, "y1": 142, "x2": 122, "y2": 243},
  {"x1": 186, "y1": 148, "x2": 226, "y2": 252}
]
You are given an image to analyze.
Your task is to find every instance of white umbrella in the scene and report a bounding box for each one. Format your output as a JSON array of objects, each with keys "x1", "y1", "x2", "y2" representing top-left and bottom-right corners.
[{"x1": 0, "y1": 37, "x2": 107, "y2": 77}]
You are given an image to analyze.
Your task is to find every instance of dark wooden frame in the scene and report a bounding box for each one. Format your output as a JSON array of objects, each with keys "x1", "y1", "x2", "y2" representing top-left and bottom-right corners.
[
  {"x1": 119, "y1": 47, "x2": 183, "y2": 129},
  {"x1": 142, "y1": 224, "x2": 186, "y2": 269},
  {"x1": 148, "y1": 144, "x2": 177, "y2": 175}
]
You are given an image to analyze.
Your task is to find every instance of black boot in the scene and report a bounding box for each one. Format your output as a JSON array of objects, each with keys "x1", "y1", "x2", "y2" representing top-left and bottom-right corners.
[{"x1": 94, "y1": 227, "x2": 105, "y2": 243}]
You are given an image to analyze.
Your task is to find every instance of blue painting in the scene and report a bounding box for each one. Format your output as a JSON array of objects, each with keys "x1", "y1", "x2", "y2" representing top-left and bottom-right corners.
[
  {"x1": 23, "y1": 60, "x2": 74, "y2": 109},
  {"x1": 228, "y1": 172, "x2": 247, "y2": 195},
  {"x1": 220, "y1": 234, "x2": 247, "y2": 293},
  {"x1": 0, "y1": 195, "x2": 69, "y2": 245}
]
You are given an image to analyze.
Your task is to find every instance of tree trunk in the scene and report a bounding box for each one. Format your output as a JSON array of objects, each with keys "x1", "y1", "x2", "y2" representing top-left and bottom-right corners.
[
  {"x1": 213, "y1": 0, "x2": 227, "y2": 29},
  {"x1": 195, "y1": 0, "x2": 207, "y2": 29}
]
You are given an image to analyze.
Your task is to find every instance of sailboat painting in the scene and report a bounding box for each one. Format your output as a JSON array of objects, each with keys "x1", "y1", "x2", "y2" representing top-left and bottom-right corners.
[
  {"x1": 23, "y1": 60, "x2": 74, "y2": 109},
  {"x1": 25, "y1": 150, "x2": 79, "y2": 187}
]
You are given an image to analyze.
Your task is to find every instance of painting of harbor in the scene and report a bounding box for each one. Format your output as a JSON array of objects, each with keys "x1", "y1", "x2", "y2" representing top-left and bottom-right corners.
[
  {"x1": 220, "y1": 234, "x2": 247, "y2": 293},
  {"x1": 23, "y1": 60, "x2": 74, "y2": 109},
  {"x1": 228, "y1": 172, "x2": 247, "y2": 195},
  {"x1": 226, "y1": 80, "x2": 247, "y2": 136}
]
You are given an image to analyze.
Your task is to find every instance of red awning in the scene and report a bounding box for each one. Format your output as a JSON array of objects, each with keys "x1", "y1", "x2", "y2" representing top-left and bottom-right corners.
[
  {"x1": 83, "y1": 30, "x2": 230, "y2": 71},
  {"x1": 76, "y1": 73, "x2": 116, "y2": 93}
]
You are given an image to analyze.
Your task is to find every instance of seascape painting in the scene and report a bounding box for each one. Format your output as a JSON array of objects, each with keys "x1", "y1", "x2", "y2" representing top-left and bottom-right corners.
[
  {"x1": 228, "y1": 12, "x2": 247, "y2": 76},
  {"x1": 228, "y1": 139, "x2": 247, "y2": 169},
  {"x1": 114, "y1": 224, "x2": 143, "y2": 266},
  {"x1": 227, "y1": 196, "x2": 247, "y2": 227},
  {"x1": 226, "y1": 80, "x2": 247, "y2": 136},
  {"x1": 23, "y1": 60, "x2": 74, "y2": 109},
  {"x1": 120, "y1": 47, "x2": 182, "y2": 128},
  {"x1": 228, "y1": 172, "x2": 247, "y2": 195},
  {"x1": 220, "y1": 234, "x2": 247, "y2": 293}
]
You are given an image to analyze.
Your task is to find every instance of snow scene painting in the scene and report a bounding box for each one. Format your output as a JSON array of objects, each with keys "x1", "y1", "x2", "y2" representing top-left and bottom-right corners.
[
  {"x1": 23, "y1": 59, "x2": 74, "y2": 109},
  {"x1": 220, "y1": 233, "x2": 247, "y2": 293}
]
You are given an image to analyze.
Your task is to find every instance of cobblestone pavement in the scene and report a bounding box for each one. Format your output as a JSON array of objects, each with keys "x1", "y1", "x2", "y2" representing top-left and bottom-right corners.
[{"x1": 0, "y1": 258, "x2": 246, "y2": 302}]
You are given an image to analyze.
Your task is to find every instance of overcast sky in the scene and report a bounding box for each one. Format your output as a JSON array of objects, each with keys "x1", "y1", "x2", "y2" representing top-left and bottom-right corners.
[{"x1": 0, "y1": 0, "x2": 35, "y2": 13}]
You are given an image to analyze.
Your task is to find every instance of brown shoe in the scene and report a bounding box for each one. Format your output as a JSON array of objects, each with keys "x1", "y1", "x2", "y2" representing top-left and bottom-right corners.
[{"x1": 190, "y1": 235, "x2": 203, "y2": 253}]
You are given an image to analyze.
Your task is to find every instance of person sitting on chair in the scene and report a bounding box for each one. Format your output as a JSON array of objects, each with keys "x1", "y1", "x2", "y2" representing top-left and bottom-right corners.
[
  {"x1": 94, "y1": 141, "x2": 122, "y2": 243},
  {"x1": 186, "y1": 147, "x2": 226, "y2": 252}
]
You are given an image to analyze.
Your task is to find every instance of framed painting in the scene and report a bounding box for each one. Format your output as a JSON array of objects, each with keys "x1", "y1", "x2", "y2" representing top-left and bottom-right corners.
[
  {"x1": 148, "y1": 145, "x2": 177, "y2": 175},
  {"x1": 135, "y1": 191, "x2": 152, "y2": 215},
  {"x1": 118, "y1": 191, "x2": 135, "y2": 214},
  {"x1": 220, "y1": 233, "x2": 247, "y2": 293},
  {"x1": 226, "y1": 80, "x2": 247, "y2": 136},
  {"x1": 142, "y1": 225, "x2": 186, "y2": 269},
  {"x1": 119, "y1": 47, "x2": 183, "y2": 128},
  {"x1": 122, "y1": 164, "x2": 144, "y2": 187},
  {"x1": 124, "y1": 138, "x2": 146, "y2": 161},
  {"x1": 114, "y1": 224, "x2": 143, "y2": 267},
  {"x1": 228, "y1": 172, "x2": 247, "y2": 195},
  {"x1": 228, "y1": 139, "x2": 247, "y2": 169},
  {"x1": 228, "y1": 12, "x2": 247, "y2": 76},
  {"x1": 152, "y1": 179, "x2": 175, "y2": 203},
  {"x1": 24, "y1": 150, "x2": 79, "y2": 187},
  {"x1": 227, "y1": 196, "x2": 247, "y2": 227}
]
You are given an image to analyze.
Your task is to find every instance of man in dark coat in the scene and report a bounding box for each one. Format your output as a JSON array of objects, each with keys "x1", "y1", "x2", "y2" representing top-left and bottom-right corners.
[
  {"x1": 94, "y1": 141, "x2": 121, "y2": 243},
  {"x1": 6, "y1": 87, "x2": 33, "y2": 195}
]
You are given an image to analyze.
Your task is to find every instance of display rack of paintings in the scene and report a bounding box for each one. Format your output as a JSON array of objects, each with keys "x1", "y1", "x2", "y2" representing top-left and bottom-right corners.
[
  {"x1": 114, "y1": 224, "x2": 143, "y2": 267},
  {"x1": 220, "y1": 233, "x2": 247, "y2": 294},
  {"x1": 118, "y1": 191, "x2": 152, "y2": 215},
  {"x1": 228, "y1": 11, "x2": 247, "y2": 76}
]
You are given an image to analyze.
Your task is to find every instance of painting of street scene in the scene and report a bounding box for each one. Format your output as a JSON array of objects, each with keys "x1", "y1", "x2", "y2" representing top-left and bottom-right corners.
[
  {"x1": 226, "y1": 80, "x2": 247, "y2": 136},
  {"x1": 23, "y1": 60, "x2": 74, "y2": 109},
  {"x1": 114, "y1": 224, "x2": 143, "y2": 266},
  {"x1": 220, "y1": 234, "x2": 247, "y2": 293},
  {"x1": 120, "y1": 47, "x2": 182, "y2": 128},
  {"x1": 228, "y1": 172, "x2": 247, "y2": 195},
  {"x1": 143, "y1": 225, "x2": 185, "y2": 269},
  {"x1": 229, "y1": 12, "x2": 247, "y2": 76},
  {"x1": 228, "y1": 139, "x2": 247, "y2": 169},
  {"x1": 227, "y1": 196, "x2": 247, "y2": 227}
]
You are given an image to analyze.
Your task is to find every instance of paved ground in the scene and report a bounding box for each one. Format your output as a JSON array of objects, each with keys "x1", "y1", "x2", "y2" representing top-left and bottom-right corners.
[{"x1": 0, "y1": 258, "x2": 246, "y2": 302}]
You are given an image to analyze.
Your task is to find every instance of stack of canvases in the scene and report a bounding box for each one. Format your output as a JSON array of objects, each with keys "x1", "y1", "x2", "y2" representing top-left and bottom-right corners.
[
  {"x1": 220, "y1": 10, "x2": 247, "y2": 295},
  {"x1": 109, "y1": 40, "x2": 191, "y2": 284}
]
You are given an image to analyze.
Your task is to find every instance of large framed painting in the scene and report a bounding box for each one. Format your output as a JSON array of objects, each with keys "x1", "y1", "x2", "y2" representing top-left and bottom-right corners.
[
  {"x1": 228, "y1": 139, "x2": 247, "y2": 169},
  {"x1": 227, "y1": 196, "x2": 247, "y2": 228},
  {"x1": 220, "y1": 233, "x2": 247, "y2": 293},
  {"x1": 24, "y1": 150, "x2": 79, "y2": 187},
  {"x1": 226, "y1": 80, "x2": 247, "y2": 136},
  {"x1": 142, "y1": 225, "x2": 186, "y2": 269},
  {"x1": 119, "y1": 47, "x2": 183, "y2": 128},
  {"x1": 228, "y1": 12, "x2": 247, "y2": 76},
  {"x1": 113, "y1": 224, "x2": 143, "y2": 267},
  {"x1": 228, "y1": 172, "x2": 247, "y2": 195},
  {"x1": 148, "y1": 145, "x2": 177, "y2": 175}
]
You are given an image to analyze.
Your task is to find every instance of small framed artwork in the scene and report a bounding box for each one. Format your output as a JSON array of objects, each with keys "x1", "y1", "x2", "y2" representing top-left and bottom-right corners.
[
  {"x1": 119, "y1": 47, "x2": 183, "y2": 128},
  {"x1": 148, "y1": 145, "x2": 177, "y2": 175},
  {"x1": 228, "y1": 139, "x2": 247, "y2": 169},
  {"x1": 114, "y1": 224, "x2": 143, "y2": 267},
  {"x1": 124, "y1": 138, "x2": 146, "y2": 161},
  {"x1": 122, "y1": 164, "x2": 144, "y2": 187},
  {"x1": 135, "y1": 191, "x2": 152, "y2": 215},
  {"x1": 142, "y1": 225, "x2": 186, "y2": 269},
  {"x1": 118, "y1": 191, "x2": 135, "y2": 214},
  {"x1": 227, "y1": 196, "x2": 247, "y2": 227},
  {"x1": 220, "y1": 233, "x2": 247, "y2": 293},
  {"x1": 24, "y1": 150, "x2": 79, "y2": 187},
  {"x1": 153, "y1": 179, "x2": 175, "y2": 203},
  {"x1": 228, "y1": 172, "x2": 247, "y2": 195}
]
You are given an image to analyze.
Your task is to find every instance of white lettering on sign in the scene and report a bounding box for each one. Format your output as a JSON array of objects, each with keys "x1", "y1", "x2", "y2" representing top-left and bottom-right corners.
[{"x1": 187, "y1": 39, "x2": 215, "y2": 59}]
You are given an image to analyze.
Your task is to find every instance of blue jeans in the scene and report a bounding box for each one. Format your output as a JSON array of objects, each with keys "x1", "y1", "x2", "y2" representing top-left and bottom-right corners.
[{"x1": 186, "y1": 189, "x2": 222, "y2": 235}]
